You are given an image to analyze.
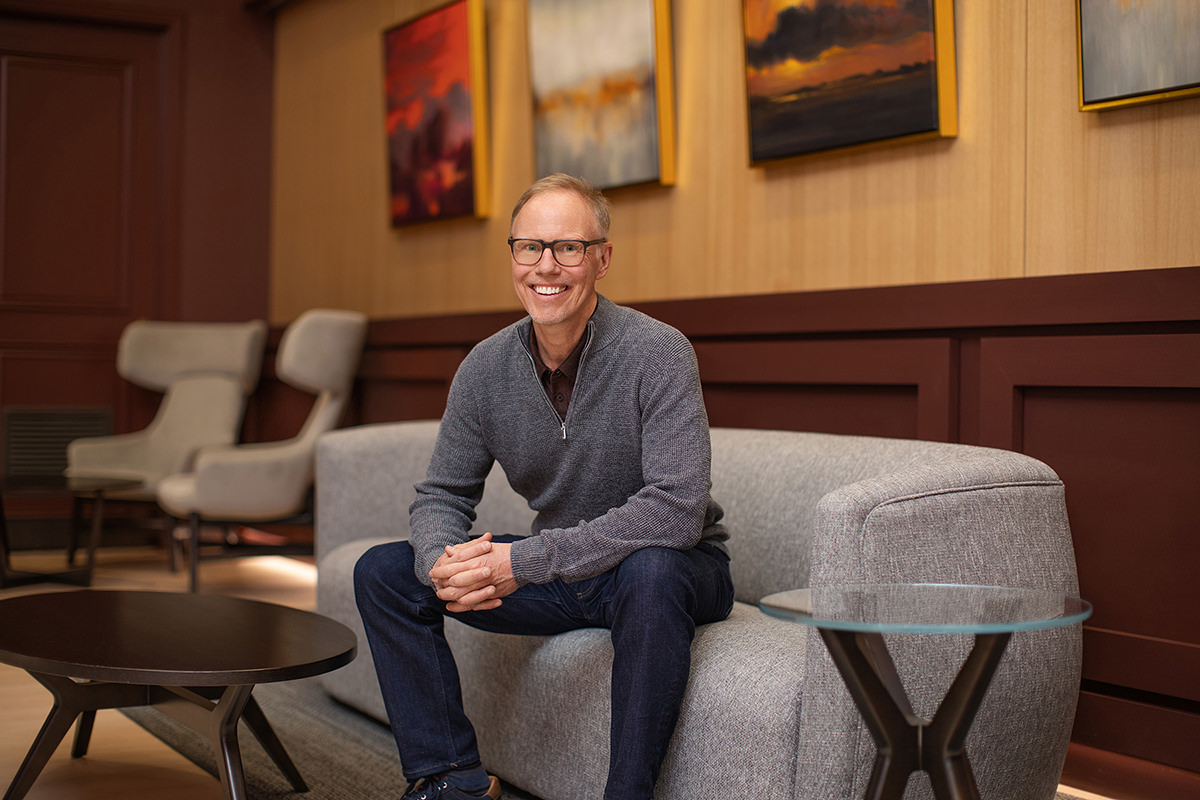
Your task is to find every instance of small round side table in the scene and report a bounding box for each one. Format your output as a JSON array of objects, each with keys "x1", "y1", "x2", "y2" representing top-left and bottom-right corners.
[{"x1": 761, "y1": 583, "x2": 1092, "y2": 800}]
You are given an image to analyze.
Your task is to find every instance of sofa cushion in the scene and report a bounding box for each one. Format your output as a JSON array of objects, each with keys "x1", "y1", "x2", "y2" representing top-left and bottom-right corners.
[
  {"x1": 320, "y1": 533, "x2": 812, "y2": 800},
  {"x1": 448, "y1": 603, "x2": 809, "y2": 800}
]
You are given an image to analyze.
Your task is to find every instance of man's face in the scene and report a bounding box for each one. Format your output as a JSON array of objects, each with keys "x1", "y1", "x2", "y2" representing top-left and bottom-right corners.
[{"x1": 510, "y1": 189, "x2": 611, "y2": 336}]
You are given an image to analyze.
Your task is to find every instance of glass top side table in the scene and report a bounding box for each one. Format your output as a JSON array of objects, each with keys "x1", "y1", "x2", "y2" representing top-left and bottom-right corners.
[{"x1": 760, "y1": 584, "x2": 1092, "y2": 800}]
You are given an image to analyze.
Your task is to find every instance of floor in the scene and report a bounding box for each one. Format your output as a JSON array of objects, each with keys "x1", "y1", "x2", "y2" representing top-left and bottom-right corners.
[
  {"x1": 0, "y1": 546, "x2": 316, "y2": 800},
  {"x1": 0, "y1": 545, "x2": 1117, "y2": 800}
]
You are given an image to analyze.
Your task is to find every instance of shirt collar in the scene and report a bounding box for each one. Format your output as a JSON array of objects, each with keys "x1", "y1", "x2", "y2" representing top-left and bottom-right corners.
[{"x1": 529, "y1": 323, "x2": 587, "y2": 379}]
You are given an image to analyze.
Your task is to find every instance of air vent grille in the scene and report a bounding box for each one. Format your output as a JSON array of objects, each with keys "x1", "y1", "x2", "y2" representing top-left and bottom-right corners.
[{"x1": 3, "y1": 407, "x2": 113, "y2": 477}]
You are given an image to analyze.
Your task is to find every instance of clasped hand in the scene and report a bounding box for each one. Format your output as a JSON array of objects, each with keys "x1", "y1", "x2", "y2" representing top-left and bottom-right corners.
[{"x1": 429, "y1": 532, "x2": 516, "y2": 613}]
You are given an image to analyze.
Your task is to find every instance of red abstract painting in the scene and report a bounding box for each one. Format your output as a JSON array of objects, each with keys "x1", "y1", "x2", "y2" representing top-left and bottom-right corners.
[{"x1": 383, "y1": 0, "x2": 488, "y2": 225}]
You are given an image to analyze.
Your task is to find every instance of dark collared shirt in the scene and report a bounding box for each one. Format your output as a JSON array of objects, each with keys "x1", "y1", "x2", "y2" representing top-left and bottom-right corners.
[{"x1": 529, "y1": 326, "x2": 587, "y2": 420}]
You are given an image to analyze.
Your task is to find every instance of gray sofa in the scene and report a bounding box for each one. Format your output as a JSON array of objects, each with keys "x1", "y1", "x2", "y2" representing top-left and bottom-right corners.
[{"x1": 315, "y1": 420, "x2": 1082, "y2": 800}]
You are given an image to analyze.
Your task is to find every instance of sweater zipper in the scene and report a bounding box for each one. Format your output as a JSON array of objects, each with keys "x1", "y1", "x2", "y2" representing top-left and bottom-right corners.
[
  {"x1": 523, "y1": 343, "x2": 567, "y2": 439},
  {"x1": 523, "y1": 321, "x2": 594, "y2": 442},
  {"x1": 567, "y1": 323, "x2": 595, "y2": 441}
]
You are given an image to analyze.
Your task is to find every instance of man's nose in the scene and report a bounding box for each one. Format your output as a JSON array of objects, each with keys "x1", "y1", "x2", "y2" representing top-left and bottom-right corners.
[{"x1": 534, "y1": 248, "x2": 560, "y2": 270}]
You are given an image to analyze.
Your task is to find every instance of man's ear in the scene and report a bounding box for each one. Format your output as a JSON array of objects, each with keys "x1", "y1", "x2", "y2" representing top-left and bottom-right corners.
[{"x1": 595, "y1": 241, "x2": 613, "y2": 279}]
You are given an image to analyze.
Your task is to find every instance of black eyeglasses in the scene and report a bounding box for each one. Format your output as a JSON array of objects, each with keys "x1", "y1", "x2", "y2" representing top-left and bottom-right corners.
[{"x1": 508, "y1": 238, "x2": 606, "y2": 267}]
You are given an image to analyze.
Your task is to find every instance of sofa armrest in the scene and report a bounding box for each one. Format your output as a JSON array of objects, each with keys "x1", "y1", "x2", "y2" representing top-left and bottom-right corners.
[
  {"x1": 797, "y1": 449, "x2": 1081, "y2": 800},
  {"x1": 811, "y1": 449, "x2": 1076, "y2": 590}
]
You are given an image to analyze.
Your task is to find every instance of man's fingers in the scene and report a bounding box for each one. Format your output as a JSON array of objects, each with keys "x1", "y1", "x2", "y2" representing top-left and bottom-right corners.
[
  {"x1": 440, "y1": 583, "x2": 497, "y2": 609},
  {"x1": 445, "y1": 597, "x2": 503, "y2": 613},
  {"x1": 442, "y1": 566, "x2": 491, "y2": 588},
  {"x1": 429, "y1": 553, "x2": 490, "y2": 583},
  {"x1": 443, "y1": 533, "x2": 494, "y2": 561}
]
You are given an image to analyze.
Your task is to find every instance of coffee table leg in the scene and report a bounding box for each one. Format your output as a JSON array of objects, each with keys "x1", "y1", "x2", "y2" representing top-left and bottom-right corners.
[
  {"x1": 72, "y1": 710, "x2": 96, "y2": 757},
  {"x1": 3, "y1": 674, "x2": 147, "y2": 800},
  {"x1": 160, "y1": 684, "x2": 307, "y2": 799},
  {"x1": 3, "y1": 696, "x2": 80, "y2": 800},
  {"x1": 240, "y1": 694, "x2": 309, "y2": 791},
  {"x1": 212, "y1": 685, "x2": 254, "y2": 800}
]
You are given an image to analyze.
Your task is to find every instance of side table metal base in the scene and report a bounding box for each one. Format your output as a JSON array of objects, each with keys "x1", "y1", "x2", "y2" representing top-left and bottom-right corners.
[
  {"x1": 3, "y1": 672, "x2": 308, "y2": 800},
  {"x1": 819, "y1": 629, "x2": 1012, "y2": 800}
]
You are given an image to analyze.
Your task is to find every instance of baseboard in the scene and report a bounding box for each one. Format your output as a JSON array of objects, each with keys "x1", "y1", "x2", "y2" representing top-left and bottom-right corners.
[{"x1": 1062, "y1": 742, "x2": 1200, "y2": 800}]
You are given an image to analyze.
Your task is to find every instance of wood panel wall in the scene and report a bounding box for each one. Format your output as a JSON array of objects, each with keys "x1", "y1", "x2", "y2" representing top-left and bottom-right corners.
[
  {"x1": 269, "y1": 0, "x2": 1200, "y2": 325},
  {"x1": 316, "y1": 265, "x2": 1200, "y2": 790},
  {"x1": 0, "y1": 0, "x2": 273, "y2": 515}
]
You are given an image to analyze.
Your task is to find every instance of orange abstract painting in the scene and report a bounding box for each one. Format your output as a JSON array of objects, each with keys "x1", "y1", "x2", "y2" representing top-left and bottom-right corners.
[{"x1": 743, "y1": 0, "x2": 956, "y2": 161}]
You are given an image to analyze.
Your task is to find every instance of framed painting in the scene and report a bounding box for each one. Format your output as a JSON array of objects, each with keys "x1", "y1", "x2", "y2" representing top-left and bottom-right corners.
[
  {"x1": 742, "y1": 0, "x2": 957, "y2": 163},
  {"x1": 527, "y1": 0, "x2": 676, "y2": 189},
  {"x1": 1077, "y1": 0, "x2": 1200, "y2": 111},
  {"x1": 383, "y1": 0, "x2": 490, "y2": 226}
]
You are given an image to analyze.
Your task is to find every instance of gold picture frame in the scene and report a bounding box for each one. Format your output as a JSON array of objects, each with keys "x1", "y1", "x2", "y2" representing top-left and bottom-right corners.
[
  {"x1": 1077, "y1": 0, "x2": 1200, "y2": 111},
  {"x1": 742, "y1": 0, "x2": 957, "y2": 162},
  {"x1": 382, "y1": 0, "x2": 491, "y2": 226}
]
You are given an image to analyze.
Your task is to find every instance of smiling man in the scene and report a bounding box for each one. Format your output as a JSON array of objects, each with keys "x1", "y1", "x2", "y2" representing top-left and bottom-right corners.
[{"x1": 354, "y1": 174, "x2": 733, "y2": 800}]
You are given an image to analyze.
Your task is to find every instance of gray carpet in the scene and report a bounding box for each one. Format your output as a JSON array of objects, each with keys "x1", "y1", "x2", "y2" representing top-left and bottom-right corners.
[
  {"x1": 122, "y1": 678, "x2": 1091, "y2": 800},
  {"x1": 121, "y1": 677, "x2": 538, "y2": 799}
]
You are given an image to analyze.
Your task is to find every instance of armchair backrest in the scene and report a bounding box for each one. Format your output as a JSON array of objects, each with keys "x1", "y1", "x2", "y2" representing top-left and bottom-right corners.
[
  {"x1": 276, "y1": 308, "x2": 368, "y2": 445},
  {"x1": 178, "y1": 309, "x2": 369, "y2": 521},
  {"x1": 118, "y1": 319, "x2": 267, "y2": 394}
]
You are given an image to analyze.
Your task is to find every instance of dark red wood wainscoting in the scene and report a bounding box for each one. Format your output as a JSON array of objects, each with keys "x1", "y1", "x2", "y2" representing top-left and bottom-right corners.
[{"x1": 330, "y1": 266, "x2": 1200, "y2": 795}]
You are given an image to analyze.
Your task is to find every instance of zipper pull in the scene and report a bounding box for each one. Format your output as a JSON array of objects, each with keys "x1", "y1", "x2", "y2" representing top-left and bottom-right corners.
[{"x1": 561, "y1": 421, "x2": 567, "y2": 440}]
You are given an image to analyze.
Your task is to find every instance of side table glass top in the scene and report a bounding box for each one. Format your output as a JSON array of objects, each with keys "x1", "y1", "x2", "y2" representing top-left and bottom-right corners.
[{"x1": 760, "y1": 583, "x2": 1092, "y2": 635}]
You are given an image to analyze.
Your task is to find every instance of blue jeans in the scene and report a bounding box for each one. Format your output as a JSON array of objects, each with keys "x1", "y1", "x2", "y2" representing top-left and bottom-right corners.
[{"x1": 354, "y1": 535, "x2": 734, "y2": 800}]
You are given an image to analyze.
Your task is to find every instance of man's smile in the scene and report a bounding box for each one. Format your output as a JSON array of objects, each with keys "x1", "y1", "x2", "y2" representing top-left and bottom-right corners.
[{"x1": 532, "y1": 285, "x2": 567, "y2": 296}]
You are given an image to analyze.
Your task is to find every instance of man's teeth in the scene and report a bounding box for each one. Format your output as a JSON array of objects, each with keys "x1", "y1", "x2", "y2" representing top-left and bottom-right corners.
[{"x1": 534, "y1": 286, "x2": 565, "y2": 296}]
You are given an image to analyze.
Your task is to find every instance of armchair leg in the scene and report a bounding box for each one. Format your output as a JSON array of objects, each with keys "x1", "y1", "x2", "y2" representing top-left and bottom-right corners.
[
  {"x1": 168, "y1": 521, "x2": 185, "y2": 573},
  {"x1": 188, "y1": 513, "x2": 202, "y2": 593},
  {"x1": 66, "y1": 497, "x2": 86, "y2": 566}
]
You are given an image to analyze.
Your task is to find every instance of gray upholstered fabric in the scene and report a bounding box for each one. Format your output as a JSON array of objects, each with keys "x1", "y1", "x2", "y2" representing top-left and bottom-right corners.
[
  {"x1": 314, "y1": 420, "x2": 535, "y2": 562},
  {"x1": 710, "y1": 428, "x2": 979, "y2": 605},
  {"x1": 315, "y1": 423, "x2": 1081, "y2": 800},
  {"x1": 799, "y1": 455, "x2": 1081, "y2": 800}
]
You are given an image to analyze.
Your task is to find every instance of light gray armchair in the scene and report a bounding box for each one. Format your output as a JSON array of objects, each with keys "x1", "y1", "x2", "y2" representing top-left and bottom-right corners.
[
  {"x1": 156, "y1": 308, "x2": 368, "y2": 591},
  {"x1": 64, "y1": 319, "x2": 268, "y2": 559}
]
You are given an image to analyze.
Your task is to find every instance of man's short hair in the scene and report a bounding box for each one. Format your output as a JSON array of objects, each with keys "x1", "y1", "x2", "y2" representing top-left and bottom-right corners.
[{"x1": 510, "y1": 173, "x2": 612, "y2": 238}]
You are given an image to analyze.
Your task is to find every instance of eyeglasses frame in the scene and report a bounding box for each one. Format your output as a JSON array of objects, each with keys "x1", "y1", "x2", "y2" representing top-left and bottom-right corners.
[{"x1": 507, "y1": 237, "x2": 608, "y2": 267}]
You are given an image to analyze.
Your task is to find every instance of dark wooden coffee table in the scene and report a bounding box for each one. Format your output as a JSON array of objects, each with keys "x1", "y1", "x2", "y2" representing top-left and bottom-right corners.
[{"x1": 0, "y1": 590, "x2": 356, "y2": 800}]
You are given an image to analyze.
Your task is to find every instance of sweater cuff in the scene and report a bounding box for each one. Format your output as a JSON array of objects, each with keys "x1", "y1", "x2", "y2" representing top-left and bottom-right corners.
[{"x1": 509, "y1": 534, "x2": 552, "y2": 585}]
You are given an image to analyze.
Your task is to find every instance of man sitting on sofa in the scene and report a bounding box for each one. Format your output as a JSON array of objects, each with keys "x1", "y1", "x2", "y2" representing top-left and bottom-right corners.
[{"x1": 354, "y1": 173, "x2": 733, "y2": 800}]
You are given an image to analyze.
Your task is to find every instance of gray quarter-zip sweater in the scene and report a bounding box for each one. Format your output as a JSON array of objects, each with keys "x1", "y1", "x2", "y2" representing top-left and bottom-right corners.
[{"x1": 409, "y1": 295, "x2": 728, "y2": 587}]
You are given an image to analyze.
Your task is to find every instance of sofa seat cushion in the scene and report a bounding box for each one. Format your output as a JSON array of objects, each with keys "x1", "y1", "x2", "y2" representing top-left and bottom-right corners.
[
  {"x1": 317, "y1": 538, "x2": 395, "y2": 719},
  {"x1": 321, "y1": 537, "x2": 810, "y2": 799},
  {"x1": 454, "y1": 602, "x2": 809, "y2": 799}
]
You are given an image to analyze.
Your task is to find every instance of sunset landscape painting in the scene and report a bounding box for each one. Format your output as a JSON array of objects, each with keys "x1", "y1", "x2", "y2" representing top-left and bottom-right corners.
[
  {"x1": 528, "y1": 0, "x2": 675, "y2": 189},
  {"x1": 383, "y1": 0, "x2": 489, "y2": 226},
  {"x1": 743, "y1": 0, "x2": 956, "y2": 161}
]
